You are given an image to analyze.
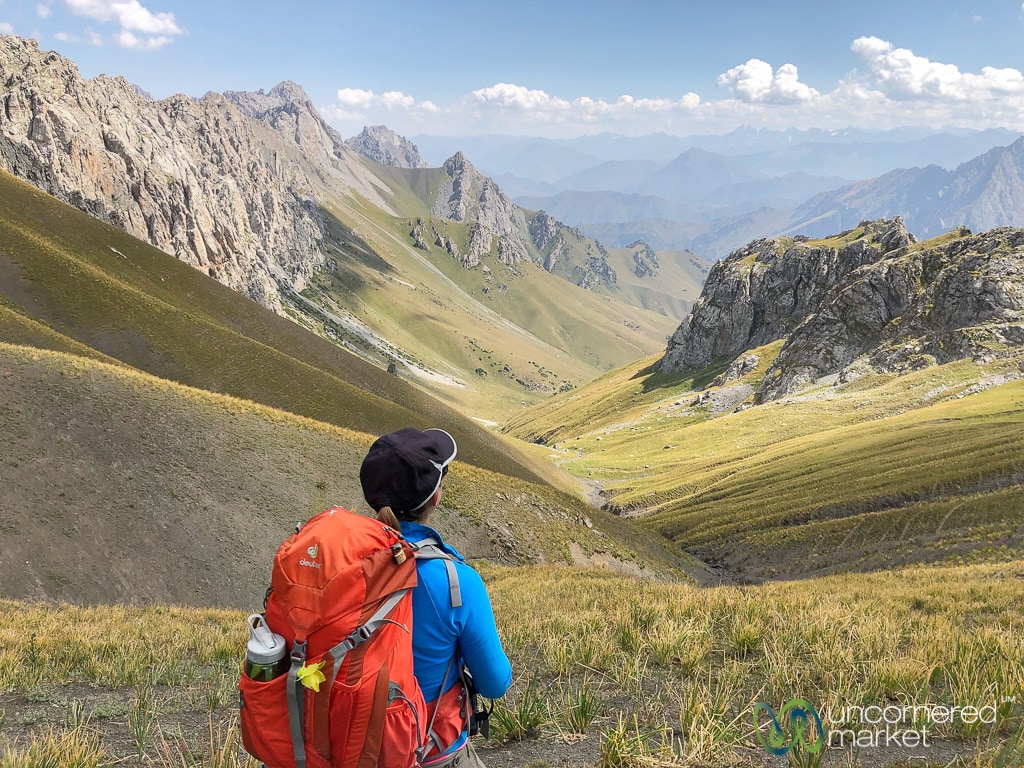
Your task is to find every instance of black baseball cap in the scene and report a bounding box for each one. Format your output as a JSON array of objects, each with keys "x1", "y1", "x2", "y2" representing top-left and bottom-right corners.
[{"x1": 360, "y1": 427, "x2": 458, "y2": 514}]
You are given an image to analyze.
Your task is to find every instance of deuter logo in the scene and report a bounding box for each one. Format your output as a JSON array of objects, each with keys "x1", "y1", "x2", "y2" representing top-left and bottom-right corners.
[{"x1": 300, "y1": 543, "x2": 322, "y2": 569}]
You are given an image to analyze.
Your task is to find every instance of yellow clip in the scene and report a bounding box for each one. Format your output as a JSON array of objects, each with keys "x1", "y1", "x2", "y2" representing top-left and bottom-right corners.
[{"x1": 296, "y1": 660, "x2": 326, "y2": 692}]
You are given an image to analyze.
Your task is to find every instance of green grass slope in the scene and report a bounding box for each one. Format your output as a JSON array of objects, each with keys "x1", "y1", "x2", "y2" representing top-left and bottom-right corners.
[
  {"x1": 308, "y1": 191, "x2": 678, "y2": 418},
  {"x1": 0, "y1": 169, "x2": 552, "y2": 482},
  {"x1": 506, "y1": 342, "x2": 1024, "y2": 581},
  {"x1": 312, "y1": 160, "x2": 682, "y2": 416},
  {"x1": 603, "y1": 244, "x2": 711, "y2": 319},
  {"x1": 0, "y1": 342, "x2": 695, "y2": 608}
]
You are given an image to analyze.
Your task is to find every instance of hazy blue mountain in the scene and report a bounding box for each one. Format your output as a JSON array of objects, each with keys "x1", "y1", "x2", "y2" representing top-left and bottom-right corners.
[
  {"x1": 635, "y1": 148, "x2": 763, "y2": 199},
  {"x1": 516, "y1": 190, "x2": 698, "y2": 224},
  {"x1": 513, "y1": 172, "x2": 845, "y2": 250},
  {"x1": 412, "y1": 127, "x2": 1021, "y2": 186},
  {"x1": 781, "y1": 136, "x2": 1024, "y2": 240},
  {"x1": 412, "y1": 128, "x2": 1024, "y2": 260},
  {"x1": 554, "y1": 159, "x2": 663, "y2": 192}
]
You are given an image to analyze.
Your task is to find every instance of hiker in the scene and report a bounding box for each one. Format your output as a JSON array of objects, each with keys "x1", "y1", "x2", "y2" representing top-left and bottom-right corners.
[{"x1": 361, "y1": 427, "x2": 513, "y2": 767}]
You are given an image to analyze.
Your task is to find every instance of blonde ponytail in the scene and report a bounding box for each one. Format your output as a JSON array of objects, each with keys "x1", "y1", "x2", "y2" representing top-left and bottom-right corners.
[{"x1": 376, "y1": 505, "x2": 402, "y2": 531}]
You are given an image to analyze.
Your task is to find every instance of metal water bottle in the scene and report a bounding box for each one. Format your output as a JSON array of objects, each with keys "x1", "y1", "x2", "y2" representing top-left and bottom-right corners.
[{"x1": 244, "y1": 613, "x2": 288, "y2": 682}]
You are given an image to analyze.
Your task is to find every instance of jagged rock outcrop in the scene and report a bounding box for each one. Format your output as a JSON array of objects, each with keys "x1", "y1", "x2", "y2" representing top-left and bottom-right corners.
[
  {"x1": 758, "y1": 226, "x2": 1024, "y2": 400},
  {"x1": 433, "y1": 152, "x2": 531, "y2": 264},
  {"x1": 0, "y1": 35, "x2": 388, "y2": 311},
  {"x1": 629, "y1": 241, "x2": 660, "y2": 278},
  {"x1": 658, "y1": 219, "x2": 917, "y2": 373},
  {"x1": 410, "y1": 219, "x2": 430, "y2": 251},
  {"x1": 345, "y1": 125, "x2": 428, "y2": 169},
  {"x1": 529, "y1": 211, "x2": 616, "y2": 287},
  {"x1": 463, "y1": 224, "x2": 492, "y2": 268},
  {"x1": 657, "y1": 217, "x2": 1024, "y2": 402},
  {"x1": 579, "y1": 256, "x2": 618, "y2": 289},
  {"x1": 428, "y1": 156, "x2": 618, "y2": 287},
  {"x1": 530, "y1": 212, "x2": 566, "y2": 270}
]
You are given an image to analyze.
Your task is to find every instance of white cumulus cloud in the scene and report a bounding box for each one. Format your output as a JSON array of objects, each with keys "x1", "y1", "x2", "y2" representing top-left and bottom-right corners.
[
  {"x1": 37, "y1": 3, "x2": 52, "y2": 18},
  {"x1": 63, "y1": 0, "x2": 182, "y2": 48},
  {"x1": 335, "y1": 88, "x2": 377, "y2": 108},
  {"x1": 851, "y1": 35, "x2": 1024, "y2": 100},
  {"x1": 472, "y1": 83, "x2": 572, "y2": 112},
  {"x1": 379, "y1": 91, "x2": 415, "y2": 109},
  {"x1": 327, "y1": 89, "x2": 434, "y2": 130},
  {"x1": 717, "y1": 59, "x2": 820, "y2": 103},
  {"x1": 116, "y1": 29, "x2": 171, "y2": 49},
  {"x1": 0, "y1": 20, "x2": 13, "y2": 33},
  {"x1": 323, "y1": 39, "x2": 1024, "y2": 139}
]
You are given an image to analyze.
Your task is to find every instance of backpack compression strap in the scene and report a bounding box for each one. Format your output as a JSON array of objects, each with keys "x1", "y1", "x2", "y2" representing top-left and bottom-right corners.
[
  {"x1": 323, "y1": 588, "x2": 410, "y2": 690},
  {"x1": 413, "y1": 539, "x2": 473, "y2": 757},
  {"x1": 413, "y1": 538, "x2": 462, "y2": 609},
  {"x1": 287, "y1": 639, "x2": 308, "y2": 768},
  {"x1": 286, "y1": 588, "x2": 411, "y2": 768}
]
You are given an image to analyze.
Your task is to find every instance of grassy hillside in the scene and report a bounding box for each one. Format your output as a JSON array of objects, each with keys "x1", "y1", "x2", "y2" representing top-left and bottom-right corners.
[
  {"x1": 0, "y1": 342, "x2": 695, "y2": 607},
  {"x1": 505, "y1": 342, "x2": 1024, "y2": 581},
  {"x1": 603, "y1": 245, "x2": 711, "y2": 319},
  {"x1": 308, "y1": 190, "x2": 678, "y2": 417},
  {"x1": 2, "y1": 561, "x2": 1022, "y2": 766},
  {"x1": 0, "y1": 169, "x2": 560, "y2": 482}
]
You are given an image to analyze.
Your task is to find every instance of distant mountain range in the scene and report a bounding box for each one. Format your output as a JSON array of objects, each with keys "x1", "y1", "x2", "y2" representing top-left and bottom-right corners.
[
  {"x1": 413, "y1": 126, "x2": 1022, "y2": 181},
  {"x1": 781, "y1": 138, "x2": 1024, "y2": 240},
  {"x1": 414, "y1": 128, "x2": 1024, "y2": 259}
]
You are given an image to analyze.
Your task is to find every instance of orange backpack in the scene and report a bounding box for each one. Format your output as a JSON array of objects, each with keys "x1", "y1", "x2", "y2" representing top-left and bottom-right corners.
[{"x1": 239, "y1": 507, "x2": 427, "y2": 768}]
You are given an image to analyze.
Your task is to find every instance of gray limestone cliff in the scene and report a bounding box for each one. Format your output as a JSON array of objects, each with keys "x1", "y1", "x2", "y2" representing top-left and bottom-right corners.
[
  {"x1": 432, "y1": 152, "x2": 531, "y2": 265},
  {"x1": 424, "y1": 151, "x2": 617, "y2": 287},
  {"x1": 656, "y1": 218, "x2": 1024, "y2": 401},
  {"x1": 345, "y1": 125, "x2": 428, "y2": 169},
  {"x1": 0, "y1": 35, "x2": 389, "y2": 312}
]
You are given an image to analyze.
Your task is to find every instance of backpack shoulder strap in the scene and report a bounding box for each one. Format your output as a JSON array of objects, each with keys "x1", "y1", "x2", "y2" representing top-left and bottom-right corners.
[{"x1": 412, "y1": 538, "x2": 462, "y2": 609}]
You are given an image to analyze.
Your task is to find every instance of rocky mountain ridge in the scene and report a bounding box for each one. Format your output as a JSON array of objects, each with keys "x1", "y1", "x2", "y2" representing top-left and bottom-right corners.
[
  {"x1": 416, "y1": 151, "x2": 620, "y2": 288},
  {"x1": 658, "y1": 218, "x2": 1024, "y2": 401},
  {"x1": 0, "y1": 36, "x2": 409, "y2": 311},
  {"x1": 0, "y1": 35, "x2": 639, "y2": 314},
  {"x1": 345, "y1": 124, "x2": 428, "y2": 169}
]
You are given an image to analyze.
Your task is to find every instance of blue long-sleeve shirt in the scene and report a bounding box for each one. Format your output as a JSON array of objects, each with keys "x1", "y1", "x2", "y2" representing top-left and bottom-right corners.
[{"x1": 400, "y1": 521, "x2": 512, "y2": 750}]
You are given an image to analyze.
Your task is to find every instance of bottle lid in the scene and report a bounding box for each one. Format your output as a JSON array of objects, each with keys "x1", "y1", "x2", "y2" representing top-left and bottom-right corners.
[{"x1": 246, "y1": 613, "x2": 287, "y2": 664}]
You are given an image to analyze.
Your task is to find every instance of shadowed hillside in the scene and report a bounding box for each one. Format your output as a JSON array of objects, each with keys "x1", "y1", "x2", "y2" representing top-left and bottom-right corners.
[
  {"x1": 0, "y1": 169, "x2": 558, "y2": 484},
  {"x1": 0, "y1": 342, "x2": 696, "y2": 607}
]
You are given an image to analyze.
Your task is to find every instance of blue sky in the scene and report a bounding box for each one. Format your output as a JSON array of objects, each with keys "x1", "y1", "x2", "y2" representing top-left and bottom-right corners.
[{"x1": 2, "y1": 0, "x2": 1023, "y2": 138}]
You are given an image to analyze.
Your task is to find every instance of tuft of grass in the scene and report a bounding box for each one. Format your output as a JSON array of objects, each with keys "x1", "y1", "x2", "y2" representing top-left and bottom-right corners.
[
  {"x1": 0, "y1": 727, "x2": 108, "y2": 768},
  {"x1": 126, "y1": 680, "x2": 159, "y2": 761},
  {"x1": 489, "y1": 676, "x2": 550, "y2": 741},
  {"x1": 553, "y1": 676, "x2": 605, "y2": 735},
  {"x1": 599, "y1": 715, "x2": 676, "y2": 768},
  {"x1": 156, "y1": 714, "x2": 260, "y2": 768}
]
